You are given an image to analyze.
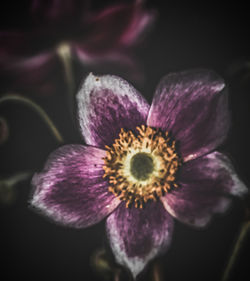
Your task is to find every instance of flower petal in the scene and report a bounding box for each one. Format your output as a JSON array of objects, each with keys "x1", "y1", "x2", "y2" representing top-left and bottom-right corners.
[
  {"x1": 0, "y1": 51, "x2": 65, "y2": 96},
  {"x1": 77, "y1": 73, "x2": 149, "y2": 148},
  {"x1": 106, "y1": 201, "x2": 173, "y2": 278},
  {"x1": 161, "y1": 151, "x2": 248, "y2": 227},
  {"x1": 73, "y1": 1, "x2": 155, "y2": 86},
  {"x1": 75, "y1": 1, "x2": 156, "y2": 56},
  {"x1": 147, "y1": 69, "x2": 230, "y2": 161},
  {"x1": 31, "y1": 145, "x2": 120, "y2": 228},
  {"x1": 31, "y1": 0, "x2": 87, "y2": 26},
  {"x1": 73, "y1": 47, "x2": 144, "y2": 86},
  {"x1": 0, "y1": 32, "x2": 34, "y2": 58},
  {"x1": 118, "y1": 0, "x2": 157, "y2": 47}
]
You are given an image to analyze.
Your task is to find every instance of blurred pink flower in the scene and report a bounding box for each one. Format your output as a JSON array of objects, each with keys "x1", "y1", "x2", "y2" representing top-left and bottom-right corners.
[{"x1": 0, "y1": 0, "x2": 156, "y2": 96}]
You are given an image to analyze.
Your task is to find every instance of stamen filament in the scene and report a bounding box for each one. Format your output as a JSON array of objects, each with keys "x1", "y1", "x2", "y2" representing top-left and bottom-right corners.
[{"x1": 103, "y1": 125, "x2": 181, "y2": 208}]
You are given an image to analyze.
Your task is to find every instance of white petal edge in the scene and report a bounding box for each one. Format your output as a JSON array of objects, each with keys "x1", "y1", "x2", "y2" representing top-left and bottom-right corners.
[
  {"x1": 106, "y1": 209, "x2": 173, "y2": 278},
  {"x1": 161, "y1": 196, "x2": 232, "y2": 228},
  {"x1": 76, "y1": 73, "x2": 149, "y2": 145},
  {"x1": 206, "y1": 152, "x2": 248, "y2": 197}
]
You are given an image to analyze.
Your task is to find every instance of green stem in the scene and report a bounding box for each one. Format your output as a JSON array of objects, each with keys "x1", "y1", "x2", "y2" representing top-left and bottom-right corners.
[
  {"x1": 0, "y1": 171, "x2": 32, "y2": 205},
  {"x1": 0, "y1": 94, "x2": 63, "y2": 144},
  {"x1": 221, "y1": 221, "x2": 250, "y2": 281},
  {"x1": 6, "y1": 171, "x2": 32, "y2": 186}
]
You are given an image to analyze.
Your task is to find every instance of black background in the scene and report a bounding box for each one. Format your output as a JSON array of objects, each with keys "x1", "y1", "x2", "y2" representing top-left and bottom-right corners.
[{"x1": 1, "y1": 1, "x2": 250, "y2": 281}]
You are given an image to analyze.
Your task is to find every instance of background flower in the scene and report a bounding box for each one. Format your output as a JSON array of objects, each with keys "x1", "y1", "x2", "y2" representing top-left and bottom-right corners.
[{"x1": 0, "y1": 0, "x2": 156, "y2": 96}]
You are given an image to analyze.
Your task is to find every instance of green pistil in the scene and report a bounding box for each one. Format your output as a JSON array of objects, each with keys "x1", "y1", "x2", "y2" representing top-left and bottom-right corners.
[{"x1": 130, "y1": 153, "x2": 154, "y2": 181}]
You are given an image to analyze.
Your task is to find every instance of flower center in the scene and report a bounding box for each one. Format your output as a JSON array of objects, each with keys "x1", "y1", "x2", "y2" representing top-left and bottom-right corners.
[
  {"x1": 130, "y1": 153, "x2": 154, "y2": 181},
  {"x1": 103, "y1": 125, "x2": 181, "y2": 208}
]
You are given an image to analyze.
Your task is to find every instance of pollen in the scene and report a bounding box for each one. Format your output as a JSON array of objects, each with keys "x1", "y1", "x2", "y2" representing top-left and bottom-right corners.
[{"x1": 103, "y1": 125, "x2": 181, "y2": 208}]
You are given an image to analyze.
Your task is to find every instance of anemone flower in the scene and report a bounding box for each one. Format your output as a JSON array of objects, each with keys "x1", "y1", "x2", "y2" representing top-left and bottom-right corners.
[
  {"x1": 30, "y1": 69, "x2": 248, "y2": 278},
  {"x1": 0, "y1": 0, "x2": 155, "y2": 96}
]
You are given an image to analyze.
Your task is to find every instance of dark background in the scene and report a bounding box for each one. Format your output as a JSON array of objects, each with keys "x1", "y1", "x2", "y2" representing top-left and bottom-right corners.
[{"x1": 1, "y1": 1, "x2": 250, "y2": 281}]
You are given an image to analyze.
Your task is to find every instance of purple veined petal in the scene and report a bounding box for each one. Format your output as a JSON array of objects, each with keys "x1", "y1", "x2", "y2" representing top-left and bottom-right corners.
[
  {"x1": 30, "y1": 145, "x2": 120, "y2": 228},
  {"x1": 147, "y1": 69, "x2": 230, "y2": 162},
  {"x1": 76, "y1": 73, "x2": 150, "y2": 148},
  {"x1": 161, "y1": 151, "x2": 248, "y2": 228},
  {"x1": 106, "y1": 201, "x2": 174, "y2": 279}
]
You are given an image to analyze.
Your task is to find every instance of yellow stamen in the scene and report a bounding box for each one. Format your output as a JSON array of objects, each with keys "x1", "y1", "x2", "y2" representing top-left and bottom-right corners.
[{"x1": 103, "y1": 125, "x2": 181, "y2": 208}]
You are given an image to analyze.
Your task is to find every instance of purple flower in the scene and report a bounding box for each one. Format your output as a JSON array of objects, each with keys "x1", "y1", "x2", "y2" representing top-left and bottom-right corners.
[
  {"x1": 30, "y1": 69, "x2": 247, "y2": 278},
  {"x1": 0, "y1": 0, "x2": 155, "y2": 96}
]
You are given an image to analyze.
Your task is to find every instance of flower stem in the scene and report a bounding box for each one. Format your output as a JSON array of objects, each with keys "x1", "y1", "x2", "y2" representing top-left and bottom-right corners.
[
  {"x1": 0, "y1": 94, "x2": 63, "y2": 144},
  {"x1": 5, "y1": 171, "x2": 32, "y2": 186},
  {"x1": 0, "y1": 116, "x2": 9, "y2": 145},
  {"x1": 152, "y1": 261, "x2": 163, "y2": 281},
  {"x1": 113, "y1": 269, "x2": 121, "y2": 281},
  {"x1": 0, "y1": 171, "x2": 32, "y2": 205},
  {"x1": 56, "y1": 43, "x2": 75, "y2": 116},
  {"x1": 221, "y1": 221, "x2": 250, "y2": 281}
]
